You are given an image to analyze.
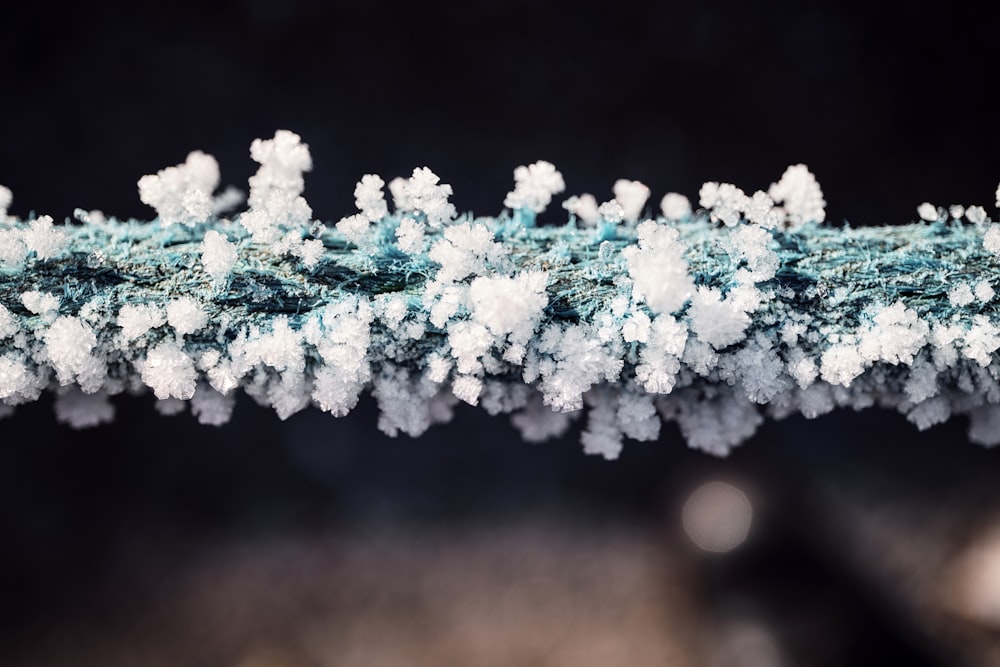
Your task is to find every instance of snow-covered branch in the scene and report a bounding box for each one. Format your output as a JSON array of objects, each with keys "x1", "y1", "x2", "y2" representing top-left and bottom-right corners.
[{"x1": 2, "y1": 131, "x2": 1000, "y2": 458}]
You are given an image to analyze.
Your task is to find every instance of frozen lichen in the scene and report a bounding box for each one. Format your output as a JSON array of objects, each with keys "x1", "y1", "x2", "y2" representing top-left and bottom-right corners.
[{"x1": 3, "y1": 131, "x2": 1000, "y2": 460}]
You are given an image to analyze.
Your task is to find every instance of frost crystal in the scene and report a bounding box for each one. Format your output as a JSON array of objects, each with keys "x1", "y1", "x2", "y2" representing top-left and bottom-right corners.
[
  {"x1": 768, "y1": 164, "x2": 825, "y2": 227},
  {"x1": 354, "y1": 174, "x2": 389, "y2": 222},
  {"x1": 116, "y1": 303, "x2": 165, "y2": 342},
  {"x1": 562, "y1": 194, "x2": 600, "y2": 226},
  {"x1": 43, "y1": 316, "x2": 98, "y2": 386},
  {"x1": 688, "y1": 287, "x2": 752, "y2": 349},
  {"x1": 635, "y1": 315, "x2": 686, "y2": 394},
  {"x1": 699, "y1": 182, "x2": 747, "y2": 227},
  {"x1": 200, "y1": 230, "x2": 238, "y2": 282},
  {"x1": 22, "y1": 215, "x2": 68, "y2": 260},
  {"x1": 597, "y1": 200, "x2": 625, "y2": 224},
  {"x1": 140, "y1": 342, "x2": 197, "y2": 400},
  {"x1": 54, "y1": 388, "x2": 114, "y2": 428},
  {"x1": 536, "y1": 323, "x2": 624, "y2": 413},
  {"x1": 612, "y1": 179, "x2": 650, "y2": 222},
  {"x1": 504, "y1": 161, "x2": 565, "y2": 214},
  {"x1": 138, "y1": 150, "x2": 221, "y2": 225},
  {"x1": 6, "y1": 130, "x2": 1000, "y2": 460},
  {"x1": 0, "y1": 305, "x2": 18, "y2": 340},
  {"x1": 243, "y1": 130, "x2": 314, "y2": 244},
  {"x1": 0, "y1": 185, "x2": 11, "y2": 220},
  {"x1": 395, "y1": 217, "x2": 425, "y2": 254},
  {"x1": 949, "y1": 284, "x2": 975, "y2": 307},
  {"x1": 0, "y1": 228, "x2": 27, "y2": 267},
  {"x1": 166, "y1": 297, "x2": 207, "y2": 338},
  {"x1": 336, "y1": 213, "x2": 370, "y2": 245},
  {"x1": 21, "y1": 291, "x2": 60, "y2": 318},
  {"x1": 623, "y1": 221, "x2": 695, "y2": 314},
  {"x1": 975, "y1": 280, "x2": 995, "y2": 303},
  {"x1": 967, "y1": 205, "x2": 988, "y2": 225},
  {"x1": 391, "y1": 167, "x2": 456, "y2": 227},
  {"x1": 726, "y1": 224, "x2": 778, "y2": 282},
  {"x1": 0, "y1": 354, "x2": 33, "y2": 401},
  {"x1": 984, "y1": 226, "x2": 1000, "y2": 256},
  {"x1": 428, "y1": 222, "x2": 507, "y2": 283},
  {"x1": 468, "y1": 272, "x2": 548, "y2": 339},
  {"x1": 660, "y1": 192, "x2": 691, "y2": 221},
  {"x1": 248, "y1": 130, "x2": 312, "y2": 205},
  {"x1": 917, "y1": 202, "x2": 939, "y2": 222}
]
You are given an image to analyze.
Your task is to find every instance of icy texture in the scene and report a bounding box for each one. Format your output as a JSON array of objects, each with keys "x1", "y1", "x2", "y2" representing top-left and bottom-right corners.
[{"x1": 4, "y1": 132, "x2": 1000, "y2": 460}]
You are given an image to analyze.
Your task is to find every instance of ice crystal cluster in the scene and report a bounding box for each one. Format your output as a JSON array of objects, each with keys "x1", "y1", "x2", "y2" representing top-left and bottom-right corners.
[{"x1": 3, "y1": 131, "x2": 1000, "y2": 458}]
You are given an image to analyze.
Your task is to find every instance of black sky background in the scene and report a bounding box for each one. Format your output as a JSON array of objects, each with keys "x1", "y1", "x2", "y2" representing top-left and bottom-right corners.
[{"x1": 0, "y1": 2, "x2": 998, "y2": 663}]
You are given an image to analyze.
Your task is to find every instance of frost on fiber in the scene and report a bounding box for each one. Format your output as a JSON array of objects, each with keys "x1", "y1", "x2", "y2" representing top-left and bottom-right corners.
[{"x1": 8, "y1": 130, "x2": 1000, "y2": 460}]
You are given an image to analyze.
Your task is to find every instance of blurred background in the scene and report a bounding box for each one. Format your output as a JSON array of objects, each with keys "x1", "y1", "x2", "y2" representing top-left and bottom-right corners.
[{"x1": 2, "y1": 1, "x2": 1000, "y2": 664}]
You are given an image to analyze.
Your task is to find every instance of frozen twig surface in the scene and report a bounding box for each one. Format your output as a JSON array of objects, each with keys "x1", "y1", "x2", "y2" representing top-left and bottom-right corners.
[{"x1": 2, "y1": 131, "x2": 1000, "y2": 457}]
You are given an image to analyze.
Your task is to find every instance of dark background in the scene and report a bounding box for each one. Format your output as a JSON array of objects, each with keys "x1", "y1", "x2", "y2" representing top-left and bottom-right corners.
[{"x1": 1, "y1": 1, "x2": 999, "y2": 665}]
